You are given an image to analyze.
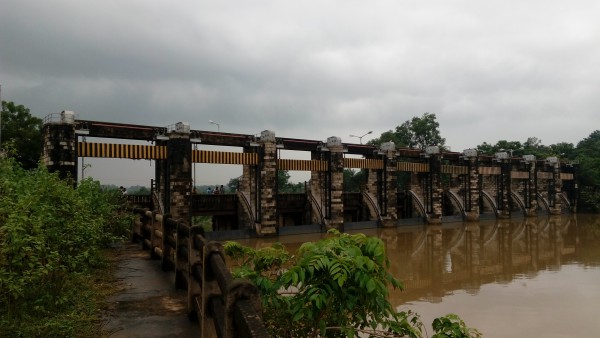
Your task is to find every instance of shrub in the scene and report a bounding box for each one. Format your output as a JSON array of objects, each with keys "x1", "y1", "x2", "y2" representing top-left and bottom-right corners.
[
  {"x1": 0, "y1": 158, "x2": 130, "y2": 336},
  {"x1": 225, "y1": 230, "x2": 481, "y2": 337}
]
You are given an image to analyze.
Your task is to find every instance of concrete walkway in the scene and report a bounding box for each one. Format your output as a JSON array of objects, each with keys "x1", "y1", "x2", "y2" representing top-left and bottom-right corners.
[{"x1": 103, "y1": 243, "x2": 199, "y2": 338}]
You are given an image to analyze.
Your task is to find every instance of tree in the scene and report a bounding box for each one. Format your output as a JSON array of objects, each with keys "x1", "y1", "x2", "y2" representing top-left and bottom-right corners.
[
  {"x1": 369, "y1": 113, "x2": 445, "y2": 150},
  {"x1": 343, "y1": 169, "x2": 366, "y2": 192},
  {"x1": 476, "y1": 137, "x2": 576, "y2": 160},
  {"x1": 227, "y1": 176, "x2": 241, "y2": 192},
  {"x1": 576, "y1": 130, "x2": 600, "y2": 187},
  {"x1": 127, "y1": 185, "x2": 150, "y2": 195},
  {"x1": 278, "y1": 170, "x2": 304, "y2": 193},
  {"x1": 549, "y1": 142, "x2": 576, "y2": 160},
  {"x1": 476, "y1": 140, "x2": 523, "y2": 156},
  {"x1": 1, "y1": 101, "x2": 43, "y2": 169}
]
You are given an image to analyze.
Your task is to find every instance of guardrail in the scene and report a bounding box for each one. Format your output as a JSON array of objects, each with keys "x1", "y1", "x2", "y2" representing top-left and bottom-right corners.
[{"x1": 130, "y1": 208, "x2": 270, "y2": 338}]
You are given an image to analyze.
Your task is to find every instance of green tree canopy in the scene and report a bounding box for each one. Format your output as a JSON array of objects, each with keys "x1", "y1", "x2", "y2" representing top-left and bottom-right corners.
[
  {"x1": 475, "y1": 137, "x2": 575, "y2": 160},
  {"x1": 343, "y1": 168, "x2": 366, "y2": 192},
  {"x1": 278, "y1": 170, "x2": 305, "y2": 193},
  {"x1": 575, "y1": 130, "x2": 600, "y2": 187},
  {"x1": 227, "y1": 176, "x2": 241, "y2": 192},
  {"x1": 369, "y1": 112, "x2": 445, "y2": 149},
  {"x1": 1, "y1": 101, "x2": 43, "y2": 169}
]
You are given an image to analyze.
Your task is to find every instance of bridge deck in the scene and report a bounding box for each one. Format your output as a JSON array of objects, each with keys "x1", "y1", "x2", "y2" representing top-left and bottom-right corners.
[{"x1": 103, "y1": 242, "x2": 197, "y2": 337}]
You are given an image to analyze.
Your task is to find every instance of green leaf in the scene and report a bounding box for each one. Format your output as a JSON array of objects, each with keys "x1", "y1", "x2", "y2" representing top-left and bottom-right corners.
[{"x1": 366, "y1": 279, "x2": 376, "y2": 293}]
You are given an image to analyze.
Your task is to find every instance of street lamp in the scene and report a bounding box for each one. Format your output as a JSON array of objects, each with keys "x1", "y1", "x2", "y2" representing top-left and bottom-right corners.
[
  {"x1": 209, "y1": 119, "x2": 220, "y2": 132},
  {"x1": 349, "y1": 130, "x2": 372, "y2": 144}
]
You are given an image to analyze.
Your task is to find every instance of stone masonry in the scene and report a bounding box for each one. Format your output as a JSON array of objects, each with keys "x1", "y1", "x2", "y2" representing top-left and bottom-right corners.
[
  {"x1": 42, "y1": 111, "x2": 77, "y2": 181},
  {"x1": 327, "y1": 136, "x2": 344, "y2": 230},
  {"x1": 166, "y1": 128, "x2": 192, "y2": 223},
  {"x1": 258, "y1": 130, "x2": 277, "y2": 235}
]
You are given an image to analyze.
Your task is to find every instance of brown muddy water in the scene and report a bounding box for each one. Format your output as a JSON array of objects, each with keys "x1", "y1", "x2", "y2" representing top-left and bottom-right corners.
[{"x1": 234, "y1": 214, "x2": 600, "y2": 337}]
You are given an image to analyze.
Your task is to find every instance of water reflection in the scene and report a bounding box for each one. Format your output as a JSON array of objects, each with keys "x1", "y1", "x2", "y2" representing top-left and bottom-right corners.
[
  {"x1": 235, "y1": 214, "x2": 600, "y2": 336},
  {"x1": 239, "y1": 215, "x2": 592, "y2": 301},
  {"x1": 384, "y1": 216, "x2": 578, "y2": 305}
]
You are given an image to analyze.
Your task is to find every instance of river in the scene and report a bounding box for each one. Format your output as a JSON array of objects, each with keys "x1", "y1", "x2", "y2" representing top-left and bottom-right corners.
[{"x1": 235, "y1": 214, "x2": 600, "y2": 337}]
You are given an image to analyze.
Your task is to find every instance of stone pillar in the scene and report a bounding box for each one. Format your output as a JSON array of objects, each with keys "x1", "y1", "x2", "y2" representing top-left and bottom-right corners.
[
  {"x1": 241, "y1": 159, "x2": 252, "y2": 194},
  {"x1": 498, "y1": 159, "x2": 512, "y2": 219},
  {"x1": 464, "y1": 153, "x2": 480, "y2": 221},
  {"x1": 310, "y1": 150, "x2": 327, "y2": 225},
  {"x1": 365, "y1": 164, "x2": 381, "y2": 221},
  {"x1": 326, "y1": 136, "x2": 344, "y2": 230},
  {"x1": 257, "y1": 130, "x2": 277, "y2": 235},
  {"x1": 42, "y1": 111, "x2": 77, "y2": 181},
  {"x1": 426, "y1": 147, "x2": 443, "y2": 224},
  {"x1": 366, "y1": 168, "x2": 378, "y2": 195},
  {"x1": 381, "y1": 142, "x2": 397, "y2": 227},
  {"x1": 548, "y1": 158, "x2": 562, "y2": 215},
  {"x1": 524, "y1": 157, "x2": 538, "y2": 217},
  {"x1": 155, "y1": 140, "x2": 168, "y2": 211},
  {"x1": 166, "y1": 123, "x2": 192, "y2": 223}
]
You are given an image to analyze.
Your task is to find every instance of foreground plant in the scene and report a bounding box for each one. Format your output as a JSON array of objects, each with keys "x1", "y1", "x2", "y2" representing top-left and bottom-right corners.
[
  {"x1": 225, "y1": 230, "x2": 481, "y2": 337},
  {"x1": 0, "y1": 158, "x2": 131, "y2": 336}
]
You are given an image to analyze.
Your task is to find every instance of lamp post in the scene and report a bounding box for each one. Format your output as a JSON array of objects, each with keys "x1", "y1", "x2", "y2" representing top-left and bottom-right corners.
[
  {"x1": 349, "y1": 130, "x2": 372, "y2": 144},
  {"x1": 209, "y1": 119, "x2": 220, "y2": 132}
]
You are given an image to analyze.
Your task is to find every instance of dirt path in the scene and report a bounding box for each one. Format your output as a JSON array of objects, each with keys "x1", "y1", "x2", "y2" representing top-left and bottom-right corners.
[{"x1": 103, "y1": 243, "x2": 199, "y2": 338}]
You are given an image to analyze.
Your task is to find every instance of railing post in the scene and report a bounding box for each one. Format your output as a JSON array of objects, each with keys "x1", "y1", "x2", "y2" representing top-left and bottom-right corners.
[
  {"x1": 175, "y1": 220, "x2": 190, "y2": 290},
  {"x1": 188, "y1": 226, "x2": 204, "y2": 321},
  {"x1": 201, "y1": 242, "x2": 224, "y2": 338},
  {"x1": 149, "y1": 210, "x2": 161, "y2": 259},
  {"x1": 141, "y1": 209, "x2": 152, "y2": 250},
  {"x1": 225, "y1": 280, "x2": 266, "y2": 338},
  {"x1": 160, "y1": 214, "x2": 175, "y2": 271},
  {"x1": 131, "y1": 210, "x2": 143, "y2": 243}
]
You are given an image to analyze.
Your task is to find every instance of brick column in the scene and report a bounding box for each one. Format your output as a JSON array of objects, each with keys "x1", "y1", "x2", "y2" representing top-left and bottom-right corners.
[
  {"x1": 166, "y1": 123, "x2": 192, "y2": 223},
  {"x1": 42, "y1": 111, "x2": 77, "y2": 181},
  {"x1": 365, "y1": 165, "x2": 381, "y2": 222},
  {"x1": 326, "y1": 136, "x2": 344, "y2": 230},
  {"x1": 463, "y1": 150, "x2": 480, "y2": 221},
  {"x1": 497, "y1": 155, "x2": 511, "y2": 219},
  {"x1": 257, "y1": 130, "x2": 277, "y2": 235},
  {"x1": 238, "y1": 146, "x2": 259, "y2": 229},
  {"x1": 524, "y1": 156, "x2": 538, "y2": 217},
  {"x1": 309, "y1": 150, "x2": 327, "y2": 225},
  {"x1": 426, "y1": 147, "x2": 443, "y2": 224},
  {"x1": 155, "y1": 139, "x2": 168, "y2": 211},
  {"x1": 548, "y1": 157, "x2": 562, "y2": 215},
  {"x1": 380, "y1": 142, "x2": 397, "y2": 227}
]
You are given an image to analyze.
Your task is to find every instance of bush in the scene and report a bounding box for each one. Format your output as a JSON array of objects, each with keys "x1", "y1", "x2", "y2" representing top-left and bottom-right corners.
[
  {"x1": 0, "y1": 158, "x2": 130, "y2": 336},
  {"x1": 225, "y1": 230, "x2": 481, "y2": 338}
]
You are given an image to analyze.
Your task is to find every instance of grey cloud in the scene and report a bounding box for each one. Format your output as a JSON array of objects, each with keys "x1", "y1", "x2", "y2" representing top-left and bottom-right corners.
[{"x1": 2, "y1": 0, "x2": 599, "y2": 182}]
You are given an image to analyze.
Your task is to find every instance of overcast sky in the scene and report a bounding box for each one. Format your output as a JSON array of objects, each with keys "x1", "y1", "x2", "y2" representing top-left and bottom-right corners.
[{"x1": 1, "y1": 1, "x2": 599, "y2": 186}]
